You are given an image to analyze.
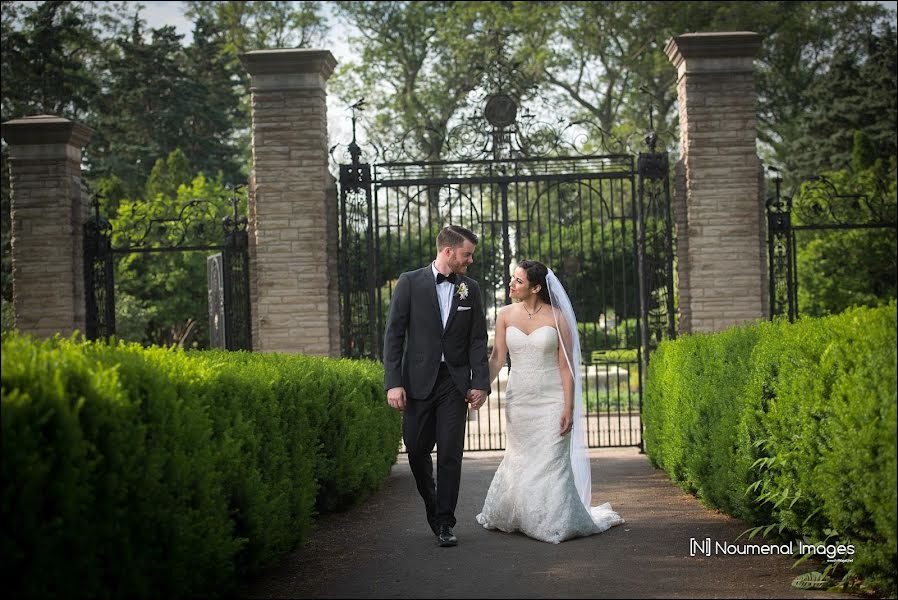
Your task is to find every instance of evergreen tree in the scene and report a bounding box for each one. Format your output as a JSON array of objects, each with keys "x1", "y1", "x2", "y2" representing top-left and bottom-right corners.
[
  {"x1": 89, "y1": 18, "x2": 195, "y2": 198},
  {"x1": 785, "y1": 25, "x2": 897, "y2": 177},
  {"x1": 181, "y1": 15, "x2": 244, "y2": 181}
]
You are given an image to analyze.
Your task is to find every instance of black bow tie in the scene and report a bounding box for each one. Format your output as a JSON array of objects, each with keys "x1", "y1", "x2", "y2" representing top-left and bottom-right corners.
[{"x1": 436, "y1": 272, "x2": 458, "y2": 285}]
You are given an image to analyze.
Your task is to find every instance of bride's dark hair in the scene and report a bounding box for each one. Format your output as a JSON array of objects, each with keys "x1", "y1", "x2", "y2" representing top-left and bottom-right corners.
[{"x1": 518, "y1": 259, "x2": 552, "y2": 306}]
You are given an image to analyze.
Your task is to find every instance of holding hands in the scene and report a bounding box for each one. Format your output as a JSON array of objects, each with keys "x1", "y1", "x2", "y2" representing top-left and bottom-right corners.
[
  {"x1": 389, "y1": 386, "x2": 487, "y2": 411},
  {"x1": 466, "y1": 389, "x2": 487, "y2": 410}
]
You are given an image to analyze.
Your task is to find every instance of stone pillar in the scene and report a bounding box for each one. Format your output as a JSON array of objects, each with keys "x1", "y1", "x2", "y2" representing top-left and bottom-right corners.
[
  {"x1": 2, "y1": 115, "x2": 93, "y2": 338},
  {"x1": 665, "y1": 32, "x2": 767, "y2": 334},
  {"x1": 240, "y1": 49, "x2": 340, "y2": 356}
]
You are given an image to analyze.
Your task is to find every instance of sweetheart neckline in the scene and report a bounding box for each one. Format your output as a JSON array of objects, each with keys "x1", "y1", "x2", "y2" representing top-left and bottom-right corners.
[{"x1": 506, "y1": 324, "x2": 556, "y2": 337}]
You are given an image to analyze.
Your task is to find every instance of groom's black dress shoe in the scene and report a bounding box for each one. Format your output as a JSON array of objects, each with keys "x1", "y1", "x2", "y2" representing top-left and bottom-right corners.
[{"x1": 437, "y1": 525, "x2": 458, "y2": 547}]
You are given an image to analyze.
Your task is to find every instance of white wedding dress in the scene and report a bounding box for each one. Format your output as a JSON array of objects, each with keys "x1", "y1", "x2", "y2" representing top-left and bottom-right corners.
[{"x1": 476, "y1": 325, "x2": 624, "y2": 543}]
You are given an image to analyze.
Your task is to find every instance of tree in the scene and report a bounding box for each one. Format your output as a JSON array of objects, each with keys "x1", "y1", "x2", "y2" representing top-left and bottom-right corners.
[
  {"x1": 797, "y1": 226, "x2": 897, "y2": 317},
  {"x1": 0, "y1": 1, "x2": 109, "y2": 122},
  {"x1": 1, "y1": 2, "x2": 255, "y2": 335},
  {"x1": 784, "y1": 24, "x2": 897, "y2": 178},
  {"x1": 333, "y1": 1, "x2": 893, "y2": 166},
  {"x1": 794, "y1": 153, "x2": 897, "y2": 317},
  {"x1": 531, "y1": 1, "x2": 679, "y2": 151},
  {"x1": 182, "y1": 1, "x2": 328, "y2": 172},
  {"x1": 758, "y1": 2, "x2": 892, "y2": 166},
  {"x1": 110, "y1": 149, "x2": 243, "y2": 348},
  {"x1": 89, "y1": 19, "x2": 199, "y2": 198},
  {"x1": 527, "y1": 1, "x2": 894, "y2": 161},
  {"x1": 85, "y1": 10, "x2": 251, "y2": 202},
  {"x1": 184, "y1": 1, "x2": 327, "y2": 55},
  {"x1": 180, "y1": 15, "x2": 245, "y2": 180},
  {"x1": 333, "y1": 2, "x2": 550, "y2": 162}
]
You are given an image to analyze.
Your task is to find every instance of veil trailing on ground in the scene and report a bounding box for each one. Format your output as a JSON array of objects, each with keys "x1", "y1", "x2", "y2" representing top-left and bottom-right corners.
[{"x1": 546, "y1": 269, "x2": 592, "y2": 509}]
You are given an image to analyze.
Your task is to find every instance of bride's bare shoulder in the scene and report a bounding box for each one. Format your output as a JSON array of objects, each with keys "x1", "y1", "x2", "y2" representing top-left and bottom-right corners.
[
  {"x1": 498, "y1": 304, "x2": 516, "y2": 318},
  {"x1": 497, "y1": 304, "x2": 522, "y2": 327}
]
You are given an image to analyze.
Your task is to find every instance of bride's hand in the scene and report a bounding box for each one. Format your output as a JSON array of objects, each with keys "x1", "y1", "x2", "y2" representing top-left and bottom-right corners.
[{"x1": 559, "y1": 408, "x2": 573, "y2": 436}]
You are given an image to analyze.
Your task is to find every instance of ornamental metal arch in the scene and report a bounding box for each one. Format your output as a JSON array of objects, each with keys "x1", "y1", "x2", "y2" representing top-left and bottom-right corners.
[
  {"x1": 766, "y1": 168, "x2": 898, "y2": 321},
  {"x1": 83, "y1": 184, "x2": 251, "y2": 350},
  {"x1": 335, "y1": 67, "x2": 676, "y2": 451}
]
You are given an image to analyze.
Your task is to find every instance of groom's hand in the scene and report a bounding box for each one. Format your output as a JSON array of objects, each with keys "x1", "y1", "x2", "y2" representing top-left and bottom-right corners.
[
  {"x1": 387, "y1": 387, "x2": 407, "y2": 411},
  {"x1": 467, "y1": 389, "x2": 487, "y2": 410}
]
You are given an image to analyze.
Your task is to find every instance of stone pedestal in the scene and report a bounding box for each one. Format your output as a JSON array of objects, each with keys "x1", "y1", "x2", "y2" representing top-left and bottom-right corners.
[
  {"x1": 2, "y1": 115, "x2": 93, "y2": 338},
  {"x1": 665, "y1": 32, "x2": 768, "y2": 333},
  {"x1": 240, "y1": 49, "x2": 340, "y2": 355}
]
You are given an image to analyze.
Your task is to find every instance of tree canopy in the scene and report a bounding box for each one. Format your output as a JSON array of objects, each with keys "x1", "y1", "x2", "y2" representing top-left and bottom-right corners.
[
  {"x1": 333, "y1": 1, "x2": 895, "y2": 166},
  {"x1": 2, "y1": 0, "x2": 896, "y2": 336},
  {"x1": 2, "y1": 0, "x2": 324, "y2": 341}
]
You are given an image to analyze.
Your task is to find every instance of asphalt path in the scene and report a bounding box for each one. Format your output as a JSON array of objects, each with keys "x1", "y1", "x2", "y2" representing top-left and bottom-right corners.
[{"x1": 237, "y1": 448, "x2": 854, "y2": 599}]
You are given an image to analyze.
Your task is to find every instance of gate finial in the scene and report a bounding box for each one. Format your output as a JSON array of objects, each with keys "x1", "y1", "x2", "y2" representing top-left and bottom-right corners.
[{"x1": 349, "y1": 98, "x2": 366, "y2": 164}]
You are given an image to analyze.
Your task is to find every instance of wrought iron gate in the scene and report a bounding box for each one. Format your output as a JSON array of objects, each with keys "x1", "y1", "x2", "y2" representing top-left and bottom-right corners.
[
  {"x1": 766, "y1": 170, "x2": 897, "y2": 321},
  {"x1": 83, "y1": 184, "x2": 251, "y2": 350},
  {"x1": 337, "y1": 98, "x2": 674, "y2": 451}
]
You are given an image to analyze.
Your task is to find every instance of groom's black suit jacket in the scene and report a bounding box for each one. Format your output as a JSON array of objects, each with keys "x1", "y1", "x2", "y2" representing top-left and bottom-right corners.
[{"x1": 383, "y1": 266, "x2": 490, "y2": 399}]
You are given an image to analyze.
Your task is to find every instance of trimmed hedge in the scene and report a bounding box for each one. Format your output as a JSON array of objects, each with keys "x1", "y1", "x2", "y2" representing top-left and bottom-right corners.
[
  {"x1": 644, "y1": 303, "x2": 896, "y2": 595},
  {"x1": 1, "y1": 335, "x2": 399, "y2": 599}
]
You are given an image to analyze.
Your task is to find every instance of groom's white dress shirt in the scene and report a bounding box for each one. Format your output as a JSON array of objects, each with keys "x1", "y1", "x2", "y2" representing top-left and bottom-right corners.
[{"x1": 432, "y1": 262, "x2": 455, "y2": 363}]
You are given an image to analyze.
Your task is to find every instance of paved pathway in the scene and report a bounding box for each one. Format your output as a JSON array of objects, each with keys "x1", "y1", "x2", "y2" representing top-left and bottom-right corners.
[{"x1": 237, "y1": 448, "x2": 853, "y2": 599}]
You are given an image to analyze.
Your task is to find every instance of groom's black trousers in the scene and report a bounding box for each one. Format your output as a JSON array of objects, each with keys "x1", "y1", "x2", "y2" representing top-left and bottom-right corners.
[{"x1": 403, "y1": 363, "x2": 469, "y2": 529}]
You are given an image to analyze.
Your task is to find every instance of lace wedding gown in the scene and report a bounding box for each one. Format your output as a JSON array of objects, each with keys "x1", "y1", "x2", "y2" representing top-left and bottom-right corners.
[{"x1": 476, "y1": 325, "x2": 624, "y2": 543}]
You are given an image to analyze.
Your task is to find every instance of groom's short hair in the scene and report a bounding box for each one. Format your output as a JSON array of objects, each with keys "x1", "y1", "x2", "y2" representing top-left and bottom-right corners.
[{"x1": 437, "y1": 225, "x2": 478, "y2": 251}]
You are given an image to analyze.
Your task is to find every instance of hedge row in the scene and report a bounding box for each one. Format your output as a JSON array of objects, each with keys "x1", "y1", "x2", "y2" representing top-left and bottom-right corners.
[
  {"x1": 0, "y1": 334, "x2": 399, "y2": 599},
  {"x1": 644, "y1": 303, "x2": 896, "y2": 595}
]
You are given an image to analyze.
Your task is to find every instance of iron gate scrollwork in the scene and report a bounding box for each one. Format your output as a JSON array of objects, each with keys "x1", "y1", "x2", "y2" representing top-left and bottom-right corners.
[
  {"x1": 84, "y1": 195, "x2": 115, "y2": 340},
  {"x1": 338, "y1": 106, "x2": 378, "y2": 359},
  {"x1": 766, "y1": 169, "x2": 898, "y2": 321},
  {"x1": 336, "y1": 82, "x2": 675, "y2": 451},
  {"x1": 221, "y1": 199, "x2": 252, "y2": 350},
  {"x1": 83, "y1": 184, "x2": 251, "y2": 350},
  {"x1": 636, "y1": 130, "x2": 677, "y2": 370}
]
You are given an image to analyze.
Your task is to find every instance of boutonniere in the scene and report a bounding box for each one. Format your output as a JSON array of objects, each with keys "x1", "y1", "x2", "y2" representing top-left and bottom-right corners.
[{"x1": 456, "y1": 282, "x2": 469, "y2": 300}]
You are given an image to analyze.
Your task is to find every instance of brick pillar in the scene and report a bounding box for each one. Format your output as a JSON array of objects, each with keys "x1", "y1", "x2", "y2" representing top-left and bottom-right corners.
[
  {"x1": 240, "y1": 49, "x2": 339, "y2": 356},
  {"x1": 665, "y1": 32, "x2": 767, "y2": 334},
  {"x1": 2, "y1": 115, "x2": 93, "y2": 338}
]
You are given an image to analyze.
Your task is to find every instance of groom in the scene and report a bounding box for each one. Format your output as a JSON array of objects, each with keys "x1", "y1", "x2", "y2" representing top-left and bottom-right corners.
[{"x1": 383, "y1": 225, "x2": 490, "y2": 547}]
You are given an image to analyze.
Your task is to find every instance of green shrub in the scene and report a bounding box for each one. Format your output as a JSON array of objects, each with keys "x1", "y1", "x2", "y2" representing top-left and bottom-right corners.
[
  {"x1": 1, "y1": 334, "x2": 398, "y2": 599},
  {"x1": 645, "y1": 304, "x2": 896, "y2": 595}
]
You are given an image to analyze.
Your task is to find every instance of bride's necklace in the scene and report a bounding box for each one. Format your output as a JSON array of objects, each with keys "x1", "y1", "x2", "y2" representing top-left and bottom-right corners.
[{"x1": 523, "y1": 302, "x2": 544, "y2": 320}]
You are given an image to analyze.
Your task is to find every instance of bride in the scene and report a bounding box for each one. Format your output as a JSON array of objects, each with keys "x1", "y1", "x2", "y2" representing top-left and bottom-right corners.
[{"x1": 475, "y1": 260, "x2": 624, "y2": 543}]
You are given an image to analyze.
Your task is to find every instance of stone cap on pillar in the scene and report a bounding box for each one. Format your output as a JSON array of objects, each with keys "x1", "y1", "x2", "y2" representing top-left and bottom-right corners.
[
  {"x1": 665, "y1": 32, "x2": 763, "y2": 79},
  {"x1": 240, "y1": 49, "x2": 337, "y2": 91},
  {"x1": 2, "y1": 114, "x2": 93, "y2": 148}
]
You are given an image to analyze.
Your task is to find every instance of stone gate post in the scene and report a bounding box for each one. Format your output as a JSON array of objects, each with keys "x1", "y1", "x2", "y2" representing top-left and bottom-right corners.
[
  {"x1": 2, "y1": 115, "x2": 93, "y2": 338},
  {"x1": 240, "y1": 49, "x2": 340, "y2": 356},
  {"x1": 665, "y1": 32, "x2": 768, "y2": 333}
]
